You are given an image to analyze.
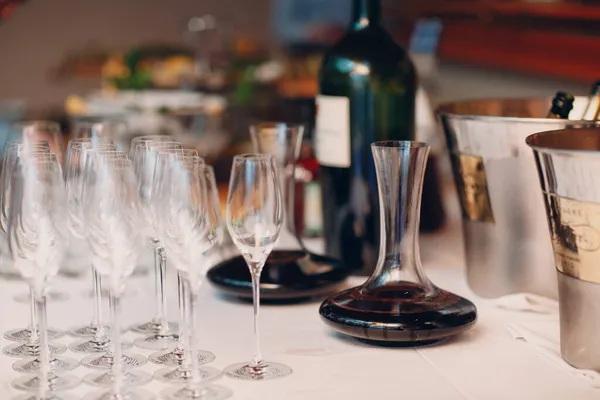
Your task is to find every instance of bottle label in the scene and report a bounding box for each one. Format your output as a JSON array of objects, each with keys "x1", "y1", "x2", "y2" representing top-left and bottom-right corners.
[
  {"x1": 304, "y1": 181, "x2": 323, "y2": 234},
  {"x1": 547, "y1": 196, "x2": 600, "y2": 284},
  {"x1": 452, "y1": 153, "x2": 495, "y2": 223},
  {"x1": 315, "y1": 95, "x2": 350, "y2": 167}
]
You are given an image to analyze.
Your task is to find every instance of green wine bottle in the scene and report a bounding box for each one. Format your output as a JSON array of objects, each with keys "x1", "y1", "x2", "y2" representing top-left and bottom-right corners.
[{"x1": 316, "y1": 0, "x2": 417, "y2": 274}]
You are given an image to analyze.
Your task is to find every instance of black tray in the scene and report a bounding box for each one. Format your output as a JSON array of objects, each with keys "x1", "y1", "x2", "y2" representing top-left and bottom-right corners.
[{"x1": 207, "y1": 250, "x2": 349, "y2": 302}]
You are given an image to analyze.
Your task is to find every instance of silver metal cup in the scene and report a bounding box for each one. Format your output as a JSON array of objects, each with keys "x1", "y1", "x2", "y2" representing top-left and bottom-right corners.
[
  {"x1": 527, "y1": 127, "x2": 600, "y2": 370},
  {"x1": 438, "y1": 97, "x2": 599, "y2": 299}
]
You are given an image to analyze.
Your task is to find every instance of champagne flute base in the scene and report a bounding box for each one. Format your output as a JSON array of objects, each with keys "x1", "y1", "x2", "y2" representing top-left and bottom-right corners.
[
  {"x1": 68, "y1": 324, "x2": 110, "y2": 339},
  {"x1": 13, "y1": 356, "x2": 79, "y2": 373},
  {"x1": 133, "y1": 332, "x2": 178, "y2": 351},
  {"x1": 3, "y1": 342, "x2": 67, "y2": 358},
  {"x1": 12, "y1": 374, "x2": 80, "y2": 392},
  {"x1": 83, "y1": 370, "x2": 152, "y2": 387},
  {"x1": 69, "y1": 338, "x2": 132, "y2": 354},
  {"x1": 153, "y1": 365, "x2": 222, "y2": 384},
  {"x1": 161, "y1": 384, "x2": 232, "y2": 400},
  {"x1": 130, "y1": 320, "x2": 177, "y2": 335},
  {"x1": 81, "y1": 352, "x2": 148, "y2": 370},
  {"x1": 12, "y1": 393, "x2": 78, "y2": 400},
  {"x1": 149, "y1": 348, "x2": 215, "y2": 366},
  {"x1": 224, "y1": 361, "x2": 292, "y2": 381},
  {"x1": 5, "y1": 327, "x2": 64, "y2": 342},
  {"x1": 83, "y1": 388, "x2": 155, "y2": 400}
]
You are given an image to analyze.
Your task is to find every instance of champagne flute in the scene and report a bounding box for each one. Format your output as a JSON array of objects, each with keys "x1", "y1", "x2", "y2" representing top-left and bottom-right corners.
[
  {"x1": 78, "y1": 151, "x2": 148, "y2": 374},
  {"x1": 149, "y1": 150, "x2": 215, "y2": 369},
  {"x1": 131, "y1": 140, "x2": 182, "y2": 350},
  {"x1": 6, "y1": 121, "x2": 68, "y2": 303},
  {"x1": 223, "y1": 154, "x2": 291, "y2": 381},
  {"x1": 153, "y1": 156, "x2": 230, "y2": 400},
  {"x1": 8, "y1": 153, "x2": 80, "y2": 395},
  {"x1": 3, "y1": 147, "x2": 66, "y2": 357},
  {"x1": 80, "y1": 152, "x2": 152, "y2": 399},
  {"x1": 153, "y1": 160, "x2": 220, "y2": 385},
  {"x1": 65, "y1": 140, "x2": 135, "y2": 357}
]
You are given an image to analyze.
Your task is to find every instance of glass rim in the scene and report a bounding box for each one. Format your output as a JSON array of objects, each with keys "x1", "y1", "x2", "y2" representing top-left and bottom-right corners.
[
  {"x1": 233, "y1": 153, "x2": 274, "y2": 162},
  {"x1": 250, "y1": 122, "x2": 304, "y2": 132},
  {"x1": 371, "y1": 140, "x2": 430, "y2": 149}
]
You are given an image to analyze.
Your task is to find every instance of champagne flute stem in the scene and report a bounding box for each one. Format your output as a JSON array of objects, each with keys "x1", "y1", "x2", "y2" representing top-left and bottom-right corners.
[
  {"x1": 152, "y1": 246, "x2": 162, "y2": 325},
  {"x1": 34, "y1": 292, "x2": 50, "y2": 397},
  {"x1": 158, "y1": 247, "x2": 169, "y2": 333},
  {"x1": 250, "y1": 266, "x2": 264, "y2": 366},
  {"x1": 110, "y1": 289, "x2": 123, "y2": 395},
  {"x1": 28, "y1": 287, "x2": 39, "y2": 344},
  {"x1": 175, "y1": 272, "x2": 186, "y2": 359},
  {"x1": 187, "y1": 287, "x2": 201, "y2": 389},
  {"x1": 92, "y1": 267, "x2": 102, "y2": 328}
]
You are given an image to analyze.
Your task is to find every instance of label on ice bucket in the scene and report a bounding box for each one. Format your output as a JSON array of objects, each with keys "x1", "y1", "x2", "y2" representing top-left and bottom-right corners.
[
  {"x1": 547, "y1": 195, "x2": 600, "y2": 284},
  {"x1": 452, "y1": 153, "x2": 495, "y2": 223}
]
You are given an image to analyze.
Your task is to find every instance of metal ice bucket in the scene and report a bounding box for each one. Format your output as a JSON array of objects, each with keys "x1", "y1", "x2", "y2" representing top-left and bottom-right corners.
[
  {"x1": 527, "y1": 127, "x2": 600, "y2": 370},
  {"x1": 438, "y1": 97, "x2": 599, "y2": 299}
]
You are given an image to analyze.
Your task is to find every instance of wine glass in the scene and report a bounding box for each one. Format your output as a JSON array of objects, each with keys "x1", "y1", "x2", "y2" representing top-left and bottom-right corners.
[
  {"x1": 153, "y1": 156, "x2": 230, "y2": 400},
  {"x1": 80, "y1": 152, "x2": 153, "y2": 400},
  {"x1": 152, "y1": 160, "x2": 220, "y2": 384},
  {"x1": 8, "y1": 153, "x2": 80, "y2": 394},
  {"x1": 2, "y1": 148, "x2": 66, "y2": 357},
  {"x1": 6, "y1": 121, "x2": 69, "y2": 303},
  {"x1": 223, "y1": 154, "x2": 292, "y2": 381},
  {"x1": 65, "y1": 141, "x2": 136, "y2": 356},
  {"x1": 77, "y1": 151, "x2": 148, "y2": 374},
  {"x1": 131, "y1": 140, "x2": 182, "y2": 350},
  {"x1": 148, "y1": 150, "x2": 215, "y2": 370}
]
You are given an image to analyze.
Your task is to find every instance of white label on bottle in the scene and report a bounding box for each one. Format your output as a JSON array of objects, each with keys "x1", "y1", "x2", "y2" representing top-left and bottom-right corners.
[
  {"x1": 304, "y1": 181, "x2": 323, "y2": 233},
  {"x1": 315, "y1": 95, "x2": 350, "y2": 167}
]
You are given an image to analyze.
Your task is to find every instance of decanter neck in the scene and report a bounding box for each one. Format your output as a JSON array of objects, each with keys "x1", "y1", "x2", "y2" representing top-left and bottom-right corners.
[{"x1": 370, "y1": 142, "x2": 433, "y2": 286}]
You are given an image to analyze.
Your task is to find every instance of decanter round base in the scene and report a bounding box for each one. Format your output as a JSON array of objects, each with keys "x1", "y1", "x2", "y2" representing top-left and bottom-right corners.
[{"x1": 319, "y1": 283, "x2": 477, "y2": 344}]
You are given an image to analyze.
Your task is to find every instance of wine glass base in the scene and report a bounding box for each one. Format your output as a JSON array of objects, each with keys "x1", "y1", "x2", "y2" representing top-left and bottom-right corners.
[
  {"x1": 153, "y1": 365, "x2": 222, "y2": 384},
  {"x1": 130, "y1": 320, "x2": 178, "y2": 334},
  {"x1": 13, "y1": 356, "x2": 80, "y2": 373},
  {"x1": 83, "y1": 370, "x2": 152, "y2": 387},
  {"x1": 5, "y1": 327, "x2": 64, "y2": 342},
  {"x1": 83, "y1": 388, "x2": 155, "y2": 400},
  {"x1": 161, "y1": 384, "x2": 233, "y2": 400},
  {"x1": 68, "y1": 324, "x2": 110, "y2": 338},
  {"x1": 3, "y1": 342, "x2": 67, "y2": 358},
  {"x1": 69, "y1": 338, "x2": 132, "y2": 354},
  {"x1": 224, "y1": 361, "x2": 292, "y2": 381},
  {"x1": 149, "y1": 349, "x2": 215, "y2": 366},
  {"x1": 133, "y1": 332, "x2": 179, "y2": 351},
  {"x1": 13, "y1": 291, "x2": 68, "y2": 303},
  {"x1": 12, "y1": 393, "x2": 78, "y2": 400},
  {"x1": 12, "y1": 374, "x2": 80, "y2": 392},
  {"x1": 81, "y1": 352, "x2": 148, "y2": 370}
]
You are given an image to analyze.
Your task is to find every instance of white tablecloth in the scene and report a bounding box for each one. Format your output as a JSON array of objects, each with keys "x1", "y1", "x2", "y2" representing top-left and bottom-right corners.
[{"x1": 0, "y1": 202, "x2": 596, "y2": 400}]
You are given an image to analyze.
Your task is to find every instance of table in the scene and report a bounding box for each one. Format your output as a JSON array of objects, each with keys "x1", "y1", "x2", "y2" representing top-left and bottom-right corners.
[{"x1": 0, "y1": 200, "x2": 597, "y2": 400}]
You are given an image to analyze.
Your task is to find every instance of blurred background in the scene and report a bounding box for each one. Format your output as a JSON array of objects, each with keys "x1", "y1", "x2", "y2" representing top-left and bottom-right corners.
[{"x1": 0, "y1": 0, "x2": 596, "y2": 234}]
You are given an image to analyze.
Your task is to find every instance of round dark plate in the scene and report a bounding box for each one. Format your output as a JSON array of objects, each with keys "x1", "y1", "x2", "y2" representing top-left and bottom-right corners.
[{"x1": 207, "y1": 250, "x2": 349, "y2": 302}]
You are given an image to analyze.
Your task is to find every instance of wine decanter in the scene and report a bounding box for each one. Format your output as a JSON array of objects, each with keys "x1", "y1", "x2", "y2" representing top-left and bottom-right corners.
[{"x1": 320, "y1": 141, "x2": 477, "y2": 344}]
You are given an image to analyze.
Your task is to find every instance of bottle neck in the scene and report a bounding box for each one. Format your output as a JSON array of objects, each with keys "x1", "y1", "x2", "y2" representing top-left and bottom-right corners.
[{"x1": 351, "y1": 0, "x2": 382, "y2": 31}]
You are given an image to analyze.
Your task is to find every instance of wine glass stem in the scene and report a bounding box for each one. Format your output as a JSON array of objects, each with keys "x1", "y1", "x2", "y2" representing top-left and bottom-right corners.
[
  {"x1": 109, "y1": 290, "x2": 124, "y2": 395},
  {"x1": 187, "y1": 287, "x2": 201, "y2": 388},
  {"x1": 92, "y1": 267, "x2": 102, "y2": 329},
  {"x1": 34, "y1": 292, "x2": 50, "y2": 398},
  {"x1": 156, "y1": 246, "x2": 169, "y2": 333},
  {"x1": 152, "y1": 246, "x2": 162, "y2": 325},
  {"x1": 250, "y1": 269, "x2": 263, "y2": 366},
  {"x1": 176, "y1": 271, "x2": 186, "y2": 359},
  {"x1": 28, "y1": 287, "x2": 39, "y2": 344}
]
